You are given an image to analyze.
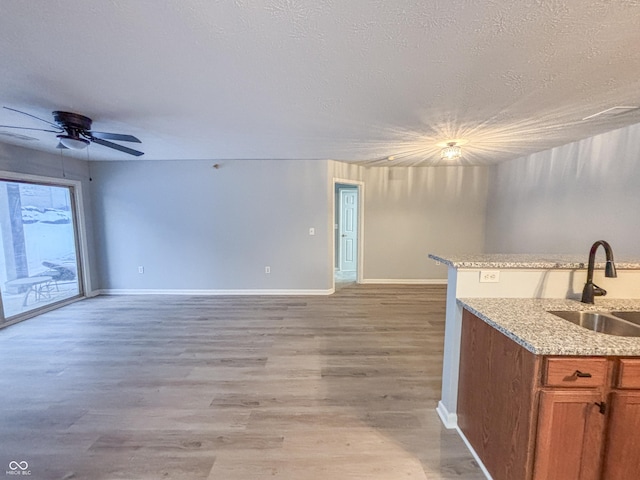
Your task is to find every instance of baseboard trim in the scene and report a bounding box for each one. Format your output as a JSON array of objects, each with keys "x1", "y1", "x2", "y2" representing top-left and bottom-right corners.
[
  {"x1": 455, "y1": 426, "x2": 494, "y2": 480},
  {"x1": 97, "y1": 288, "x2": 335, "y2": 296},
  {"x1": 439, "y1": 401, "x2": 493, "y2": 479},
  {"x1": 436, "y1": 401, "x2": 458, "y2": 429},
  {"x1": 359, "y1": 278, "x2": 447, "y2": 285}
]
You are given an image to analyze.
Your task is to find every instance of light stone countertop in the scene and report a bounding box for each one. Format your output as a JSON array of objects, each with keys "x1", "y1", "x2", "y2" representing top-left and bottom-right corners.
[
  {"x1": 457, "y1": 297, "x2": 640, "y2": 356},
  {"x1": 429, "y1": 253, "x2": 640, "y2": 270}
]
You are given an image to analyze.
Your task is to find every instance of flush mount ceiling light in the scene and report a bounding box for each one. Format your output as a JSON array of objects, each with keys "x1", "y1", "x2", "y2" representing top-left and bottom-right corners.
[
  {"x1": 440, "y1": 142, "x2": 462, "y2": 161},
  {"x1": 57, "y1": 134, "x2": 90, "y2": 150}
]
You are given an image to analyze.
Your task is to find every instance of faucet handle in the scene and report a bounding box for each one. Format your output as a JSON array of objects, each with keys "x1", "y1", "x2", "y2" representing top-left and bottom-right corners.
[{"x1": 593, "y1": 283, "x2": 607, "y2": 297}]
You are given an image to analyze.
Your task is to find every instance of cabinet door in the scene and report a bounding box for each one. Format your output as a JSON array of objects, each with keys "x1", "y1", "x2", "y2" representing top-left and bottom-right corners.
[
  {"x1": 533, "y1": 390, "x2": 605, "y2": 480},
  {"x1": 601, "y1": 391, "x2": 640, "y2": 479}
]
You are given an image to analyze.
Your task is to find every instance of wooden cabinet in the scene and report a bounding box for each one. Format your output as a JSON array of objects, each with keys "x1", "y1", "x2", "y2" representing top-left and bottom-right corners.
[
  {"x1": 533, "y1": 390, "x2": 605, "y2": 480},
  {"x1": 615, "y1": 358, "x2": 640, "y2": 388},
  {"x1": 601, "y1": 391, "x2": 640, "y2": 478},
  {"x1": 543, "y1": 357, "x2": 608, "y2": 388},
  {"x1": 601, "y1": 359, "x2": 640, "y2": 478},
  {"x1": 457, "y1": 309, "x2": 538, "y2": 480},
  {"x1": 534, "y1": 357, "x2": 610, "y2": 480},
  {"x1": 458, "y1": 309, "x2": 640, "y2": 480}
]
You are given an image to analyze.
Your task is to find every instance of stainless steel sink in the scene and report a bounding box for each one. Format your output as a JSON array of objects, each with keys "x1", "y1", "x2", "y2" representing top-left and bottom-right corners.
[
  {"x1": 611, "y1": 311, "x2": 640, "y2": 325},
  {"x1": 548, "y1": 311, "x2": 640, "y2": 337}
]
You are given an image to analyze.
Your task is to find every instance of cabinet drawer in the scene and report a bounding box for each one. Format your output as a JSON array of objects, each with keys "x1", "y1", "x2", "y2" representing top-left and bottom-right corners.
[
  {"x1": 616, "y1": 359, "x2": 640, "y2": 389},
  {"x1": 544, "y1": 358, "x2": 608, "y2": 387}
]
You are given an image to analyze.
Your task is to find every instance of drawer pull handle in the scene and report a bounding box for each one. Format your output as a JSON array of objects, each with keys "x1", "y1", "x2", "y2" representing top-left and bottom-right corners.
[
  {"x1": 595, "y1": 402, "x2": 606, "y2": 414},
  {"x1": 575, "y1": 370, "x2": 592, "y2": 378}
]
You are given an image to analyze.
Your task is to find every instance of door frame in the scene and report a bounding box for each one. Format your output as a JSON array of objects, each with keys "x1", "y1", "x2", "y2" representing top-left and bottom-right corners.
[
  {"x1": 0, "y1": 170, "x2": 92, "y2": 326},
  {"x1": 332, "y1": 178, "x2": 364, "y2": 289}
]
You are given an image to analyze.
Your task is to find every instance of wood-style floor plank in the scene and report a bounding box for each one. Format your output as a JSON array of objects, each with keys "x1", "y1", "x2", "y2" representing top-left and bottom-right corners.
[{"x1": 0, "y1": 284, "x2": 483, "y2": 479}]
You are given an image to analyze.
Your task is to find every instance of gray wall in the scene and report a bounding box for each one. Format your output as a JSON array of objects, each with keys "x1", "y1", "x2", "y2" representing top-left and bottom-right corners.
[
  {"x1": 0, "y1": 143, "x2": 98, "y2": 291},
  {"x1": 361, "y1": 166, "x2": 488, "y2": 280},
  {"x1": 92, "y1": 158, "x2": 489, "y2": 290},
  {"x1": 0, "y1": 143, "x2": 494, "y2": 293},
  {"x1": 90, "y1": 159, "x2": 332, "y2": 291},
  {"x1": 329, "y1": 160, "x2": 489, "y2": 282},
  {"x1": 485, "y1": 122, "x2": 640, "y2": 255},
  {"x1": 4, "y1": 120, "x2": 638, "y2": 294}
]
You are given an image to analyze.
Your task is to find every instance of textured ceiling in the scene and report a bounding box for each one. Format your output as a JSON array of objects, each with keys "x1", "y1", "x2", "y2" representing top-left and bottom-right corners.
[{"x1": 0, "y1": 0, "x2": 639, "y2": 166}]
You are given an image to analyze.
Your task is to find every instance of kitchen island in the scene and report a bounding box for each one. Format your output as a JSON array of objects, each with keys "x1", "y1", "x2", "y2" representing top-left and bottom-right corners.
[
  {"x1": 429, "y1": 253, "x2": 640, "y2": 429},
  {"x1": 455, "y1": 297, "x2": 640, "y2": 480}
]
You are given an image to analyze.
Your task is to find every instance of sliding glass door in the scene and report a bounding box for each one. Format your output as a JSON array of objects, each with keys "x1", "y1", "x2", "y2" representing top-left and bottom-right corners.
[{"x1": 0, "y1": 179, "x2": 82, "y2": 322}]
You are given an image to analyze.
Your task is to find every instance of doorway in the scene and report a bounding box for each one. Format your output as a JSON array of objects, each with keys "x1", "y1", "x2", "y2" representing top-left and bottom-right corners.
[{"x1": 334, "y1": 181, "x2": 361, "y2": 288}]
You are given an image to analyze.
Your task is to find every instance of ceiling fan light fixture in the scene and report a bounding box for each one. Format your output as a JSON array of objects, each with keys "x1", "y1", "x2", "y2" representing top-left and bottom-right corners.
[
  {"x1": 57, "y1": 134, "x2": 90, "y2": 150},
  {"x1": 441, "y1": 142, "x2": 462, "y2": 161}
]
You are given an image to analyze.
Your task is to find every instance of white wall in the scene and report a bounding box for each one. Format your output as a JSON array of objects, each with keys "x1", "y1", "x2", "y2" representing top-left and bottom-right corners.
[
  {"x1": 0, "y1": 143, "x2": 98, "y2": 291},
  {"x1": 90, "y1": 159, "x2": 332, "y2": 292},
  {"x1": 485, "y1": 122, "x2": 640, "y2": 256}
]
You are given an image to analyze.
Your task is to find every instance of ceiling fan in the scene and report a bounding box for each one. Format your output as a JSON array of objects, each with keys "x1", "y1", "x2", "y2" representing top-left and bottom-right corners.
[{"x1": 0, "y1": 106, "x2": 144, "y2": 156}]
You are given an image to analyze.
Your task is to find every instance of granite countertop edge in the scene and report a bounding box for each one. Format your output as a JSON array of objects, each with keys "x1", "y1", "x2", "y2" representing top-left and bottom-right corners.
[
  {"x1": 429, "y1": 253, "x2": 640, "y2": 270},
  {"x1": 457, "y1": 297, "x2": 640, "y2": 356}
]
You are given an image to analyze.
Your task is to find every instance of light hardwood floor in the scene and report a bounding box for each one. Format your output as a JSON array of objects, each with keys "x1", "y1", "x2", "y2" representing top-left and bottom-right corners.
[{"x1": 0, "y1": 284, "x2": 483, "y2": 480}]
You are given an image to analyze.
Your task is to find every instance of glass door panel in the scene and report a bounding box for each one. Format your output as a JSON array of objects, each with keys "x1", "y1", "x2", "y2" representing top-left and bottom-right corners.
[{"x1": 0, "y1": 180, "x2": 82, "y2": 321}]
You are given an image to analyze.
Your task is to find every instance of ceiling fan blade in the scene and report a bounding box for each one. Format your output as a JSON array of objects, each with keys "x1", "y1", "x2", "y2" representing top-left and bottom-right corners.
[
  {"x1": 0, "y1": 125, "x2": 61, "y2": 134},
  {"x1": 90, "y1": 131, "x2": 141, "y2": 143},
  {"x1": 89, "y1": 136, "x2": 144, "y2": 156},
  {"x1": 3, "y1": 106, "x2": 61, "y2": 129}
]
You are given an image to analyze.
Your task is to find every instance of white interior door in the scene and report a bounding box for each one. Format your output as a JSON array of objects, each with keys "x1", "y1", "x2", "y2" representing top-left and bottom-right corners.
[{"x1": 339, "y1": 189, "x2": 358, "y2": 272}]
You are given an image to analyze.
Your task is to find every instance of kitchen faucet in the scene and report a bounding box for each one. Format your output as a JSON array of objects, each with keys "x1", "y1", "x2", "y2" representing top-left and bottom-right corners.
[{"x1": 581, "y1": 240, "x2": 617, "y2": 304}]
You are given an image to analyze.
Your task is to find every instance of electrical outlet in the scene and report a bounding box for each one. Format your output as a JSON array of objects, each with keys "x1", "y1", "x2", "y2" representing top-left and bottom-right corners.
[
  {"x1": 138, "y1": 266, "x2": 144, "y2": 274},
  {"x1": 265, "y1": 266, "x2": 271, "y2": 274},
  {"x1": 309, "y1": 227, "x2": 315, "y2": 236},
  {"x1": 479, "y1": 270, "x2": 500, "y2": 283}
]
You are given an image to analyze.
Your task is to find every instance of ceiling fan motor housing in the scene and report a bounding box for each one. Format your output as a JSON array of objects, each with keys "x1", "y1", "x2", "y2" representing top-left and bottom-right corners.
[
  {"x1": 52, "y1": 111, "x2": 93, "y2": 149},
  {"x1": 53, "y1": 111, "x2": 92, "y2": 137},
  {"x1": 53, "y1": 110, "x2": 91, "y2": 136}
]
